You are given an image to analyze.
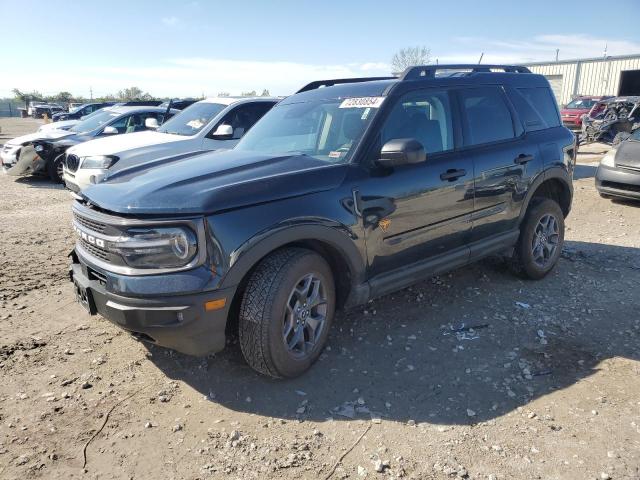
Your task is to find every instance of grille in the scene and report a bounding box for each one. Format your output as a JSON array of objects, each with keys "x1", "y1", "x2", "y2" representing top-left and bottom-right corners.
[
  {"x1": 73, "y1": 211, "x2": 107, "y2": 233},
  {"x1": 66, "y1": 154, "x2": 80, "y2": 172},
  {"x1": 79, "y1": 238, "x2": 109, "y2": 261}
]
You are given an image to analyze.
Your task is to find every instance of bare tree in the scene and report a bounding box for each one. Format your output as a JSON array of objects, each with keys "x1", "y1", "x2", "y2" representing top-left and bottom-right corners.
[{"x1": 391, "y1": 46, "x2": 431, "y2": 74}]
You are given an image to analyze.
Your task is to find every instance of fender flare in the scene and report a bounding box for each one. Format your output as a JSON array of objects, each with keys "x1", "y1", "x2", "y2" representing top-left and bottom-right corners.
[
  {"x1": 220, "y1": 222, "x2": 367, "y2": 291},
  {"x1": 518, "y1": 166, "x2": 573, "y2": 223}
]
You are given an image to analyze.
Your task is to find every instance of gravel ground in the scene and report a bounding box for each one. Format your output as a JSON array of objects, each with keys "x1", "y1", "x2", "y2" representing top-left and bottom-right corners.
[{"x1": 0, "y1": 117, "x2": 639, "y2": 480}]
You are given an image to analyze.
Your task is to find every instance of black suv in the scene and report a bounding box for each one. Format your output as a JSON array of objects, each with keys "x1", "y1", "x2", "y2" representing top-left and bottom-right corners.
[
  {"x1": 53, "y1": 102, "x2": 117, "y2": 122},
  {"x1": 69, "y1": 65, "x2": 575, "y2": 378}
]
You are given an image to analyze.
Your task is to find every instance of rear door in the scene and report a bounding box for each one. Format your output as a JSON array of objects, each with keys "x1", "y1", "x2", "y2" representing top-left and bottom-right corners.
[
  {"x1": 455, "y1": 86, "x2": 540, "y2": 247},
  {"x1": 360, "y1": 88, "x2": 474, "y2": 280}
]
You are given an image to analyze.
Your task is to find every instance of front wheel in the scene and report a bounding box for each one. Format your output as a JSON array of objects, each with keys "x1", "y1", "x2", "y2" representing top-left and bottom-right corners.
[
  {"x1": 47, "y1": 153, "x2": 65, "y2": 183},
  {"x1": 510, "y1": 198, "x2": 565, "y2": 280},
  {"x1": 238, "y1": 248, "x2": 335, "y2": 378}
]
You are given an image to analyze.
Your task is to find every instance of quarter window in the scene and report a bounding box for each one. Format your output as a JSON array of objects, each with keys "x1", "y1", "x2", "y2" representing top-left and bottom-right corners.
[
  {"x1": 458, "y1": 87, "x2": 515, "y2": 146},
  {"x1": 514, "y1": 87, "x2": 561, "y2": 130},
  {"x1": 381, "y1": 90, "x2": 454, "y2": 154}
]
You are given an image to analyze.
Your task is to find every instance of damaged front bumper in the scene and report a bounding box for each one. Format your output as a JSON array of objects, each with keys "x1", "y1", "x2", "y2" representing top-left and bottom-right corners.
[{"x1": 3, "y1": 145, "x2": 46, "y2": 176}]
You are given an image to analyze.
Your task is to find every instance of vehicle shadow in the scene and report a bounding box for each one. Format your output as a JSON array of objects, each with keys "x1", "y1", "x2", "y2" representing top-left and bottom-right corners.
[
  {"x1": 145, "y1": 240, "x2": 639, "y2": 426},
  {"x1": 573, "y1": 164, "x2": 597, "y2": 180},
  {"x1": 12, "y1": 175, "x2": 64, "y2": 190}
]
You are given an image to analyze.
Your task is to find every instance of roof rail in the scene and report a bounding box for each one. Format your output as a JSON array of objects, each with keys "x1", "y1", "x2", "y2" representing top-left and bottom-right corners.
[
  {"x1": 400, "y1": 64, "x2": 532, "y2": 81},
  {"x1": 296, "y1": 76, "x2": 396, "y2": 93}
]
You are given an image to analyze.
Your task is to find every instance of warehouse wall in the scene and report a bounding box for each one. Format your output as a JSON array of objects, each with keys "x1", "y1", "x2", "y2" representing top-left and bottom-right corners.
[{"x1": 526, "y1": 56, "x2": 640, "y2": 105}]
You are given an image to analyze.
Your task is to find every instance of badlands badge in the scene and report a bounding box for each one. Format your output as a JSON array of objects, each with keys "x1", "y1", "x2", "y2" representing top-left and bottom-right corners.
[{"x1": 379, "y1": 218, "x2": 391, "y2": 232}]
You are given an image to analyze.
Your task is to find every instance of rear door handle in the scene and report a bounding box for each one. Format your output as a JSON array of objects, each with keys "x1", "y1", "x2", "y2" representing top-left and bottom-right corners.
[
  {"x1": 440, "y1": 169, "x2": 466, "y2": 181},
  {"x1": 514, "y1": 154, "x2": 534, "y2": 165}
]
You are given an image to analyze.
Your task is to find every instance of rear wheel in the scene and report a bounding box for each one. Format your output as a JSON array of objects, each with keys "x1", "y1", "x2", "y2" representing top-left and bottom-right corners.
[
  {"x1": 239, "y1": 248, "x2": 335, "y2": 378},
  {"x1": 510, "y1": 198, "x2": 564, "y2": 280}
]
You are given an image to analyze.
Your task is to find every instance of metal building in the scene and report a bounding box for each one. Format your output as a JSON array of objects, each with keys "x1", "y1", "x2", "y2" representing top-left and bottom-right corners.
[{"x1": 522, "y1": 54, "x2": 640, "y2": 105}]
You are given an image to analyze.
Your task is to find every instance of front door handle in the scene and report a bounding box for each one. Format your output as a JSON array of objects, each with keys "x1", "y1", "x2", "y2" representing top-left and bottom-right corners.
[
  {"x1": 440, "y1": 169, "x2": 466, "y2": 181},
  {"x1": 514, "y1": 154, "x2": 534, "y2": 165}
]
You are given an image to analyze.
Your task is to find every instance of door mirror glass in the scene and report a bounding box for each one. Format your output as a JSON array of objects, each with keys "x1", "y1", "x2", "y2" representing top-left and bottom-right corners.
[
  {"x1": 145, "y1": 117, "x2": 159, "y2": 130},
  {"x1": 378, "y1": 138, "x2": 426, "y2": 167},
  {"x1": 211, "y1": 124, "x2": 234, "y2": 138},
  {"x1": 102, "y1": 126, "x2": 118, "y2": 135}
]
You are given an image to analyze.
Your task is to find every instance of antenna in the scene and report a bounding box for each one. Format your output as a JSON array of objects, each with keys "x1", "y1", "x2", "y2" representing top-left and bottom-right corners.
[
  {"x1": 478, "y1": 53, "x2": 484, "y2": 64},
  {"x1": 555, "y1": 49, "x2": 559, "y2": 62}
]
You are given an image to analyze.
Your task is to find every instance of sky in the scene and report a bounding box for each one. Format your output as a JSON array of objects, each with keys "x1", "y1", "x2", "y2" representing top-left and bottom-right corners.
[{"x1": 2, "y1": 0, "x2": 640, "y2": 99}]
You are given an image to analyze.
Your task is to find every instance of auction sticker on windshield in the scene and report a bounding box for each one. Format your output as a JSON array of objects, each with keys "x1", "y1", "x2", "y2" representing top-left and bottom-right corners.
[{"x1": 339, "y1": 97, "x2": 385, "y2": 109}]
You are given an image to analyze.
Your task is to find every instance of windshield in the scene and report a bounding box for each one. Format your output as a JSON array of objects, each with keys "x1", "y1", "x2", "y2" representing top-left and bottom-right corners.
[
  {"x1": 566, "y1": 98, "x2": 596, "y2": 109},
  {"x1": 70, "y1": 110, "x2": 120, "y2": 134},
  {"x1": 235, "y1": 97, "x2": 383, "y2": 163},
  {"x1": 157, "y1": 102, "x2": 225, "y2": 136}
]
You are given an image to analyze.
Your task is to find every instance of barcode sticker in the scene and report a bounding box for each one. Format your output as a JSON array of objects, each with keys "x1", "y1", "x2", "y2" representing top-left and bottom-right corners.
[{"x1": 339, "y1": 97, "x2": 385, "y2": 109}]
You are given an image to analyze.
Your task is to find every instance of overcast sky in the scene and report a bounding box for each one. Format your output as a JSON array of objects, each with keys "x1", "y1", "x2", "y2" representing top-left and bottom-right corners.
[{"x1": 2, "y1": 0, "x2": 640, "y2": 98}]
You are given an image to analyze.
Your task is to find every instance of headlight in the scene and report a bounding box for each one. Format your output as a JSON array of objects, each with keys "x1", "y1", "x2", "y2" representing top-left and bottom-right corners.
[
  {"x1": 34, "y1": 144, "x2": 44, "y2": 152},
  {"x1": 600, "y1": 149, "x2": 616, "y2": 168},
  {"x1": 80, "y1": 155, "x2": 119, "y2": 169},
  {"x1": 110, "y1": 226, "x2": 198, "y2": 268}
]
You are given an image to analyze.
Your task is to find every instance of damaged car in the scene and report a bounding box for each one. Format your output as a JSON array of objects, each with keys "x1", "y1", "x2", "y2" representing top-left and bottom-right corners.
[
  {"x1": 581, "y1": 96, "x2": 640, "y2": 145},
  {"x1": 596, "y1": 128, "x2": 640, "y2": 201},
  {"x1": 2, "y1": 105, "x2": 177, "y2": 182}
]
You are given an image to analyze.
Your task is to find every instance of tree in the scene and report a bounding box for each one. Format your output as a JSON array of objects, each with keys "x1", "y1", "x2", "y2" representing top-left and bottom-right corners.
[
  {"x1": 116, "y1": 86, "x2": 154, "y2": 101},
  {"x1": 12, "y1": 88, "x2": 44, "y2": 108},
  {"x1": 261, "y1": 89, "x2": 270, "y2": 96},
  {"x1": 391, "y1": 46, "x2": 431, "y2": 74},
  {"x1": 217, "y1": 92, "x2": 230, "y2": 97},
  {"x1": 53, "y1": 91, "x2": 73, "y2": 104},
  {"x1": 241, "y1": 90, "x2": 257, "y2": 97}
]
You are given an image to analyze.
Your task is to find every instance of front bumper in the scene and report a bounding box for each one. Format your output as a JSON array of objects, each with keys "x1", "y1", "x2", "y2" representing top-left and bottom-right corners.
[
  {"x1": 63, "y1": 166, "x2": 107, "y2": 192},
  {"x1": 595, "y1": 164, "x2": 640, "y2": 200},
  {"x1": 69, "y1": 254, "x2": 234, "y2": 356}
]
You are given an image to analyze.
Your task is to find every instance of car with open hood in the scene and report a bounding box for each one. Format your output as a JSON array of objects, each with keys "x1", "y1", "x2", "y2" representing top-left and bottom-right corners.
[
  {"x1": 3, "y1": 105, "x2": 177, "y2": 182},
  {"x1": 69, "y1": 65, "x2": 574, "y2": 378},
  {"x1": 62, "y1": 97, "x2": 278, "y2": 192},
  {"x1": 560, "y1": 96, "x2": 610, "y2": 130}
]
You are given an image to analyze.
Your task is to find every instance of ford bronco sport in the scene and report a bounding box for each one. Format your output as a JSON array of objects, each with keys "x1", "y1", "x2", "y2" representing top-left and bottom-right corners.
[{"x1": 69, "y1": 65, "x2": 575, "y2": 378}]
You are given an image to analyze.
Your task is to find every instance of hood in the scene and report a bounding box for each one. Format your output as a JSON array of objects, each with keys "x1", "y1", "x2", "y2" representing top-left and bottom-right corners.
[
  {"x1": 67, "y1": 130, "x2": 188, "y2": 157},
  {"x1": 82, "y1": 149, "x2": 348, "y2": 215},
  {"x1": 38, "y1": 120, "x2": 79, "y2": 132},
  {"x1": 7, "y1": 129, "x2": 75, "y2": 146},
  {"x1": 614, "y1": 138, "x2": 640, "y2": 168}
]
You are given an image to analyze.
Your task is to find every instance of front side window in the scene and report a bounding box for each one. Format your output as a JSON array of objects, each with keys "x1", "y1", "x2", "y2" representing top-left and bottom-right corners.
[
  {"x1": 236, "y1": 97, "x2": 383, "y2": 163},
  {"x1": 208, "y1": 102, "x2": 275, "y2": 140},
  {"x1": 157, "y1": 102, "x2": 227, "y2": 136},
  {"x1": 459, "y1": 87, "x2": 515, "y2": 146},
  {"x1": 380, "y1": 90, "x2": 454, "y2": 154}
]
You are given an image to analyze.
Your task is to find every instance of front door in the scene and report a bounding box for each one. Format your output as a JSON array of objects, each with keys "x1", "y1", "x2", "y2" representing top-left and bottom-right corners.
[{"x1": 359, "y1": 88, "x2": 474, "y2": 284}]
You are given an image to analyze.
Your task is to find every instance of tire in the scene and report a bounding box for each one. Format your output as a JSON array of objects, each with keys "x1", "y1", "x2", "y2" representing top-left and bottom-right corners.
[
  {"x1": 238, "y1": 248, "x2": 336, "y2": 378},
  {"x1": 510, "y1": 198, "x2": 565, "y2": 280},
  {"x1": 47, "y1": 153, "x2": 65, "y2": 183}
]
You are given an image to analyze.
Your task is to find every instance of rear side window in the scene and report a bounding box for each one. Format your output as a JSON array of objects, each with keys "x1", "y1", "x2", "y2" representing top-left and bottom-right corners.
[
  {"x1": 458, "y1": 87, "x2": 515, "y2": 146},
  {"x1": 511, "y1": 87, "x2": 561, "y2": 131}
]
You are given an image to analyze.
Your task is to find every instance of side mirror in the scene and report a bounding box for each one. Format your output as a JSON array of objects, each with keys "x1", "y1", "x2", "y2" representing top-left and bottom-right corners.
[
  {"x1": 378, "y1": 138, "x2": 426, "y2": 167},
  {"x1": 102, "y1": 126, "x2": 118, "y2": 135},
  {"x1": 211, "y1": 124, "x2": 234, "y2": 139},
  {"x1": 145, "y1": 117, "x2": 159, "y2": 130}
]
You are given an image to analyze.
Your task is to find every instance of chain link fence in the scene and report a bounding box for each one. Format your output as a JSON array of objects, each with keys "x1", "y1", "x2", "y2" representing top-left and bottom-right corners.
[{"x1": 0, "y1": 101, "x2": 25, "y2": 117}]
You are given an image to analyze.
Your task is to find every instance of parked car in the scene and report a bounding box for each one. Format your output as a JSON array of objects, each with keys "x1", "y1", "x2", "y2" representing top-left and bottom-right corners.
[
  {"x1": 33, "y1": 104, "x2": 65, "y2": 118},
  {"x1": 27, "y1": 101, "x2": 47, "y2": 116},
  {"x1": 68, "y1": 102, "x2": 84, "y2": 111},
  {"x1": 596, "y1": 129, "x2": 640, "y2": 200},
  {"x1": 581, "y1": 96, "x2": 640, "y2": 144},
  {"x1": 63, "y1": 97, "x2": 278, "y2": 192},
  {"x1": 159, "y1": 99, "x2": 199, "y2": 111},
  {"x1": 69, "y1": 65, "x2": 574, "y2": 378},
  {"x1": 3, "y1": 105, "x2": 177, "y2": 182},
  {"x1": 52, "y1": 102, "x2": 116, "y2": 122},
  {"x1": 560, "y1": 96, "x2": 610, "y2": 130}
]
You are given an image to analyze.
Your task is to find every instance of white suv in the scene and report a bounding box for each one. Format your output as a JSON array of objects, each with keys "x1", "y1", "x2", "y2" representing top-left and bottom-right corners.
[{"x1": 63, "y1": 97, "x2": 279, "y2": 192}]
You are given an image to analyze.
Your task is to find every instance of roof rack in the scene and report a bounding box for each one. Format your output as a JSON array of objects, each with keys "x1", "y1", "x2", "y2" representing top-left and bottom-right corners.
[
  {"x1": 400, "y1": 64, "x2": 532, "y2": 81},
  {"x1": 296, "y1": 76, "x2": 396, "y2": 93}
]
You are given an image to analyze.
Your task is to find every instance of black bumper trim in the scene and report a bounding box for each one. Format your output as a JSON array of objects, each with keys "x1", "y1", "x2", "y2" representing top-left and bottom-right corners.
[{"x1": 70, "y1": 262, "x2": 234, "y2": 356}]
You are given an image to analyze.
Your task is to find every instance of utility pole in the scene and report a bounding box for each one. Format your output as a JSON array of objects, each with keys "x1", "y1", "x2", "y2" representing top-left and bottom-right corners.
[
  {"x1": 90, "y1": 87, "x2": 93, "y2": 100},
  {"x1": 555, "y1": 49, "x2": 559, "y2": 62}
]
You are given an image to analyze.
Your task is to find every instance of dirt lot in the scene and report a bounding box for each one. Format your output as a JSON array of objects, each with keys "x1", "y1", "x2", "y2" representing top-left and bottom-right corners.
[{"x1": 0, "y1": 117, "x2": 639, "y2": 480}]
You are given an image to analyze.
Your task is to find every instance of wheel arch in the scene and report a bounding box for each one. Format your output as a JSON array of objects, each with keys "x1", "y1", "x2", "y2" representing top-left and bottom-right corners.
[{"x1": 519, "y1": 167, "x2": 573, "y2": 222}]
